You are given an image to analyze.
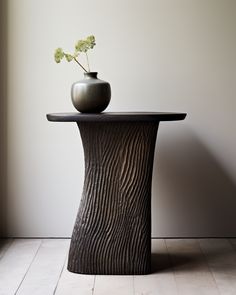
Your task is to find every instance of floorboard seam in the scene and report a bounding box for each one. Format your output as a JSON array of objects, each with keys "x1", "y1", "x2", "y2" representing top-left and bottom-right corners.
[
  {"x1": 92, "y1": 275, "x2": 96, "y2": 295},
  {"x1": 53, "y1": 254, "x2": 68, "y2": 295},
  {"x1": 197, "y1": 239, "x2": 221, "y2": 295},
  {"x1": 228, "y1": 238, "x2": 236, "y2": 250},
  {"x1": 14, "y1": 239, "x2": 42, "y2": 295},
  {"x1": 164, "y1": 239, "x2": 179, "y2": 295}
]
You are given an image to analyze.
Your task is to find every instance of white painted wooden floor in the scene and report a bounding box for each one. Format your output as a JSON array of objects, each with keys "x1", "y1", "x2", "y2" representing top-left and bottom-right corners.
[{"x1": 1, "y1": 239, "x2": 236, "y2": 294}]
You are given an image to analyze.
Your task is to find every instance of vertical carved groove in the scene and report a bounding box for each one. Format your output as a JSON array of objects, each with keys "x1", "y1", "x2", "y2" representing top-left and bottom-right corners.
[{"x1": 68, "y1": 121, "x2": 159, "y2": 275}]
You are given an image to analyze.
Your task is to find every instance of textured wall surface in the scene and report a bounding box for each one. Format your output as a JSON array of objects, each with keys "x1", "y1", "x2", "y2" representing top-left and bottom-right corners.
[
  {"x1": 0, "y1": 0, "x2": 7, "y2": 237},
  {"x1": 7, "y1": 0, "x2": 236, "y2": 237}
]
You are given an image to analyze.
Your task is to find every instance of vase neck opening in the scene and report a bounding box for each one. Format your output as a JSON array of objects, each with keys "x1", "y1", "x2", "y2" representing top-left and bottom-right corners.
[{"x1": 84, "y1": 72, "x2": 98, "y2": 79}]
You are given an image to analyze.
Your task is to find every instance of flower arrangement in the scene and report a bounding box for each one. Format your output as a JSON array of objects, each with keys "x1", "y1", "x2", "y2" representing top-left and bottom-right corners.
[{"x1": 54, "y1": 35, "x2": 96, "y2": 72}]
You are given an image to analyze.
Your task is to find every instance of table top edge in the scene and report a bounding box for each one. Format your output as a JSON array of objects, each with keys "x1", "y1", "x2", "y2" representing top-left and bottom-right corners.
[{"x1": 47, "y1": 112, "x2": 187, "y2": 122}]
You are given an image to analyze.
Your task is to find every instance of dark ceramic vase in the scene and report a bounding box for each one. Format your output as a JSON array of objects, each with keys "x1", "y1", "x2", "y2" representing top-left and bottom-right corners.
[{"x1": 71, "y1": 72, "x2": 111, "y2": 113}]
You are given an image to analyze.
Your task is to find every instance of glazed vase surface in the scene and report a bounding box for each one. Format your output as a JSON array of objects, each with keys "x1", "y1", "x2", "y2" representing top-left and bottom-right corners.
[{"x1": 71, "y1": 72, "x2": 111, "y2": 113}]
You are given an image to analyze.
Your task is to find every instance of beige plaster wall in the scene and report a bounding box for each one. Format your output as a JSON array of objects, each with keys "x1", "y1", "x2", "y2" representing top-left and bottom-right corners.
[
  {"x1": 6, "y1": 0, "x2": 236, "y2": 237},
  {"x1": 0, "y1": 0, "x2": 7, "y2": 237}
]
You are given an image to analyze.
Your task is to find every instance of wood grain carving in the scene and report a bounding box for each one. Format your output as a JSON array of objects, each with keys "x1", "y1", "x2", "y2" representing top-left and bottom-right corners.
[{"x1": 67, "y1": 121, "x2": 159, "y2": 275}]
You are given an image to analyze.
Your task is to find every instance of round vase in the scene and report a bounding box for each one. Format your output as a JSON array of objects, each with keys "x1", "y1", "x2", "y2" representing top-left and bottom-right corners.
[{"x1": 71, "y1": 72, "x2": 111, "y2": 113}]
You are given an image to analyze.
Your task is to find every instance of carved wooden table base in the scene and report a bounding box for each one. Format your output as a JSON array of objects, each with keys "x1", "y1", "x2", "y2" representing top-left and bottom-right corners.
[{"x1": 47, "y1": 112, "x2": 186, "y2": 275}]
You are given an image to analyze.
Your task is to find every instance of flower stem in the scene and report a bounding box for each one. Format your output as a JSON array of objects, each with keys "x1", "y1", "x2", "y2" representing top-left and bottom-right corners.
[
  {"x1": 86, "y1": 52, "x2": 90, "y2": 72},
  {"x1": 73, "y1": 57, "x2": 88, "y2": 72}
]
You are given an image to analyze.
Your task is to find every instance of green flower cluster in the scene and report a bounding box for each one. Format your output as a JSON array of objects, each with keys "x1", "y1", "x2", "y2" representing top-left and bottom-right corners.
[
  {"x1": 54, "y1": 48, "x2": 64, "y2": 63},
  {"x1": 75, "y1": 35, "x2": 96, "y2": 53},
  {"x1": 54, "y1": 35, "x2": 96, "y2": 72},
  {"x1": 54, "y1": 48, "x2": 76, "y2": 63}
]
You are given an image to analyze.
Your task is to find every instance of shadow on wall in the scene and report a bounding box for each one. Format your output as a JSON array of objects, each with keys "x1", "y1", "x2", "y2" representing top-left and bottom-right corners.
[
  {"x1": 0, "y1": 0, "x2": 7, "y2": 237},
  {"x1": 152, "y1": 126, "x2": 236, "y2": 237}
]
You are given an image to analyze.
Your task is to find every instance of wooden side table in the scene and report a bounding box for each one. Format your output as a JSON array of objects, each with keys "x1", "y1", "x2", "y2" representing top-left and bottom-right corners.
[{"x1": 47, "y1": 112, "x2": 186, "y2": 275}]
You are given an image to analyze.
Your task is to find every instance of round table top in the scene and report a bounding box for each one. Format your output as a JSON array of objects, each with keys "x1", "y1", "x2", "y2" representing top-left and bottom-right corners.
[{"x1": 47, "y1": 112, "x2": 187, "y2": 122}]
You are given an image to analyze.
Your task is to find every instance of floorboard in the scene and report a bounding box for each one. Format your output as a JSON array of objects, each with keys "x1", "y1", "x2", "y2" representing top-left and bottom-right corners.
[
  {"x1": 16, "y1": 239, "x2": 69, "y2": 295},
  {"x1": 0, "y1": 238, "x2": 236, "y2": 295},
  {"x1": 228, "y1": 238, "x2": 236, "y2": 250},
  {"x1": 93, "y1": 275, "x2": 133, "y2": 295},
  {"x1": 166, "y1": 239, "x2": 219, "y2": 295},
  {"x1": 55, "y1": 261, "x2": 95, "y2": 295},
  {"x1": 199, "y1": 239, "x2": 236, "y2": 295},
  {"x1": 134, "y1": 239, "x2": 177, "y2": 295},
  {"x1": 0, "y1": 239, "x2": 13, "y2": 260},
  {"x1": 0, "y1": 239, "x2": 41, "y2": 295}
]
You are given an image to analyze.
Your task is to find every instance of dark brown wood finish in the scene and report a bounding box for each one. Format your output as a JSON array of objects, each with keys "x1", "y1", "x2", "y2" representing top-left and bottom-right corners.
[
  {"x1": 47, "y1": 112, "x2": 186, "y2": 275},
  {"x1": 47, "y1": 112, "x2": 186, "y2": 122}
]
